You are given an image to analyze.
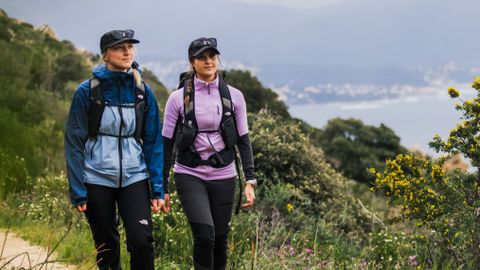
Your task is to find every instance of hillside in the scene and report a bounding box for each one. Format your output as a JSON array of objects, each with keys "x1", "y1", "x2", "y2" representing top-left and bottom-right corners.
[{"x1": 0, "y1": 9, "x2": 169, "y2": 198}]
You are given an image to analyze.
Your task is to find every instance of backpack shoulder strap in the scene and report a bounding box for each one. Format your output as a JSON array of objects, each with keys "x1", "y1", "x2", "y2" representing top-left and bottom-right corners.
[
  {"x1": 218, "y1": 77, "x2": 233, "y2": 117},
  {"x1": 133, "y1": 81, "x2": 147, "y2": 141},
  {"x1": 182, "y1": 75, "x2": 196, "y2": 128},
  {"x1": 88, "y1": 77, "x2": 104, "y2": 138}
]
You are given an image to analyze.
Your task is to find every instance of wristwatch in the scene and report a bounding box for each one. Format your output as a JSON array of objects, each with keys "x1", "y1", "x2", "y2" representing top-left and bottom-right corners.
[{"x1": 245, "y1": 179, "x2": 257, "y2": 188}]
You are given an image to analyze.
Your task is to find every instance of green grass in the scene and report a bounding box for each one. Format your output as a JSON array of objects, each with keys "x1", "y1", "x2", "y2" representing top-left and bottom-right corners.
[{"x1": 0, "y1": 173, "x2": 470, "y2": 270}]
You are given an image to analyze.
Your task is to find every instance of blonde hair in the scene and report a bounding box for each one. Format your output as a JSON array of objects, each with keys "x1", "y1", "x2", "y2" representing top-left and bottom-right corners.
[{"x1": 132, "y1": 67, "x2": 142, "y2": 88}]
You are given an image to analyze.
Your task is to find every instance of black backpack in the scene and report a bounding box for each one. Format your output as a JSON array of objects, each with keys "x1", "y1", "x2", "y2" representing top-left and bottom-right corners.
[
  {"x1": 174, "y1": 71, "x2": 238, "y2": 168},
  {"x1": 88, "y1": 77, "x2": 147, "y2": 141}
]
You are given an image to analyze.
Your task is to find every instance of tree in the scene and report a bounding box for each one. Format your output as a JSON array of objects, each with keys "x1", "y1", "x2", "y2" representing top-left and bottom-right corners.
[
  {"x1": 317, "y1": 118, "x2": 406, "y2": 184},
  {"x1": 225, "y1": 70, "x2": 290, "y2": 118}
]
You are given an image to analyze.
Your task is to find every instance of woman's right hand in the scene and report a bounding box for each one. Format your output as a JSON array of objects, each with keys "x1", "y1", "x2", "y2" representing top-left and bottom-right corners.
[
  {"x1": 76, "y1": 204, "x2": 87, "y2": 212},
  {"x1": 242, "y1": 183, "x2": 256, "y2": 209}
]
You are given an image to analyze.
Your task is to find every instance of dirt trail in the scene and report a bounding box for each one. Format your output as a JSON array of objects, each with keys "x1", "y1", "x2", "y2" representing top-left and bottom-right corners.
[{"x1": 0, "y1": 229, "x2": 77, "y2": 270}]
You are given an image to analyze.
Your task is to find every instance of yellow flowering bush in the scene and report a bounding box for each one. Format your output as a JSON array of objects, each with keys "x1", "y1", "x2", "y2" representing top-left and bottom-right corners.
[
  {"x1": 372, "y1": 77, "x2": 480, "y2": 267},
  {"x1": 370, "y1": 154, "x2": 447, "y2": 225}
]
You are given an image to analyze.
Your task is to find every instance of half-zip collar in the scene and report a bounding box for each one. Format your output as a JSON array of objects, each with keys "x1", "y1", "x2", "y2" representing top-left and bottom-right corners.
[
  {"x1": 93, "y1": 64, "x2": 135, "y2": 82},
  {"x1": 194, "y1": 75, "x2": 219, "y2": 95},
  {"x1": 92, "y1": 64, "x2": 137, "y2": 106}
]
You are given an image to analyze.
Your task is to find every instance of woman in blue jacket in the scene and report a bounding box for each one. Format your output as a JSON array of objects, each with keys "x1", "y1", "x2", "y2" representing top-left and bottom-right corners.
[{"x1": 64, "y1": 29, "x2": 166, "y2": 270}]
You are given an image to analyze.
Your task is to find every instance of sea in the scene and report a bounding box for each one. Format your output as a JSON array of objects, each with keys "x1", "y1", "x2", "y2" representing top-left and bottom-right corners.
[{"x1": 288, "y1": 95, "x2": 473, "y2": 158}]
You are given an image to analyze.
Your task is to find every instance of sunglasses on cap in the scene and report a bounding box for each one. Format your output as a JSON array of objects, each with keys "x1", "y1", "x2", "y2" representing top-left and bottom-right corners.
[
  {"x1": 191, "y1": 38, "x2": 217, "y2": 48},
  {"x1": 110, "y1": 29, "x2": 135, "y2": 39}
]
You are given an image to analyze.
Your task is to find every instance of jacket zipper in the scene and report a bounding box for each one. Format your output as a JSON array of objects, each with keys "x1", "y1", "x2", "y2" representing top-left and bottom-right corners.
[{"x1": 117, "y1": 79, "x2": 124, "y2": 188}]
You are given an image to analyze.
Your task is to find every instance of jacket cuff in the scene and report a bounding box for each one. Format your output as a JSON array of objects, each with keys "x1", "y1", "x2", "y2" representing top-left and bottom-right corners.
[
  {"x1": 152, "y1": 188, "x2": 164, "y2": 200},
  {"x1": 72, "y1": 197, "x2": 87, "y2": 206}
]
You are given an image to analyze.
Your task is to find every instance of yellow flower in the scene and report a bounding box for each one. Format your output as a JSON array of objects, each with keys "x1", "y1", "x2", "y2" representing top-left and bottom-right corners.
[
  {"x1": 448, "y1": 87, "x2": 460, "y2": 98},
  {"x1": 286, "y1": 203, "x2": 294, "y2": 212},
  {"x1": 472, "y1": 76, "x2": 480, "y2": 90}
]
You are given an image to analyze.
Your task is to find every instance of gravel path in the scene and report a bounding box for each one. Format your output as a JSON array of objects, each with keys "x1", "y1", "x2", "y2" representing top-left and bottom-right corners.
[{"x1": 0, "y1": 229, "x2": 77, "y2": 270}]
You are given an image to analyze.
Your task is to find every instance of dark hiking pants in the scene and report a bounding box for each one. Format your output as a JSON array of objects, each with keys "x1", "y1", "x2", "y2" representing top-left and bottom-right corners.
[
  {"x1": 84, "y1": 180, "x2": 154, "y2": 270},
  {"x1": 175, "y1": 173, "x2": 236, "y2": 270}
]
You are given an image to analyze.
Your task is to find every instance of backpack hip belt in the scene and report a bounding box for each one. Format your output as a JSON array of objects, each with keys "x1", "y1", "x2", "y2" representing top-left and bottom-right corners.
[{"x1": 177, "y1": 146, "x2": 235, "y2": 168}]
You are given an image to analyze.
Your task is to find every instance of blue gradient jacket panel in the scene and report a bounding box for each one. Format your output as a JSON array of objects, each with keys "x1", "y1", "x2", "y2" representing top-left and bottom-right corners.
[{"x1": 65, "y1": 64, "x2": 164, "y2": 205}]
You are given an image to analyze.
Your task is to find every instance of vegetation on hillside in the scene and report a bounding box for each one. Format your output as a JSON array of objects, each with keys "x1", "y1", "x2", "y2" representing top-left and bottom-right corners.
[
  {"x1": 316, "y1": 118, "x2": 407, "y2": 184},
  {"x1": 2, "y1": 8, "x2": 473, "y2": 269},
  {"x1": 0, "y1": 9, "x2": 88, "y2": 197}
]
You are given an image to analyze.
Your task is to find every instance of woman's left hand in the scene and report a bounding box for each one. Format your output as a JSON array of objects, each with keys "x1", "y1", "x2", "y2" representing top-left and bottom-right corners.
[
  {"x1": 242, "y1": 183, "x2": 256, "y2": 209},
  {"x1": 151, "y1": 199, "x2": 165, "y2": 213},
  {"x1": 161, "y1": 194, "x2": 171, "y2": 214}
]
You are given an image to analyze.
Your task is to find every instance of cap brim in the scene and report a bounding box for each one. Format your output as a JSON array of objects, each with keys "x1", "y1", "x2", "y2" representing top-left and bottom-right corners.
[
  {"x1": 192, "y1": 46, "x2": 220, "y2": 58},
  {"x1": 106, "y1": 38, "x2": 140, "y2": 49}
]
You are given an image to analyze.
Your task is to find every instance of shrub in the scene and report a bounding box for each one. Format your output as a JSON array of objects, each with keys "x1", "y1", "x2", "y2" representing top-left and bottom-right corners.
[
  {"x1": 371, "y1": 77, "x2": 480, "y2": 267},
  {"x1": 250, "y1": 110, "x2": 372, "y2": 241}
]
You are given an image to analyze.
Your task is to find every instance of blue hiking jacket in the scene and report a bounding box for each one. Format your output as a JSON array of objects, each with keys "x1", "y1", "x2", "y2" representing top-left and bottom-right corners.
[{"x1": 65, "y1": 64, "x2": 164, "y2": 205}]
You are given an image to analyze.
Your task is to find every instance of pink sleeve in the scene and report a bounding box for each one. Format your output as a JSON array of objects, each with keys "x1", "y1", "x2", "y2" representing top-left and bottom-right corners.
[
  {"x1": 230, "y1": 87, "x2": 249, "y2": 137},
  {"x1": 162, "y1": 89, "x2": 182, "y2": 139}
]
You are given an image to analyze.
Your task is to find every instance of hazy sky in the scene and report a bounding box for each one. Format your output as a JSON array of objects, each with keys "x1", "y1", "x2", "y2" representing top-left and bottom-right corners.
[
  {"x1": 2, "y1": 0, "x2": 479, "y2": 88},
  {"x1": 2, "y1": 0, "x2": 479, "y2": 63}
]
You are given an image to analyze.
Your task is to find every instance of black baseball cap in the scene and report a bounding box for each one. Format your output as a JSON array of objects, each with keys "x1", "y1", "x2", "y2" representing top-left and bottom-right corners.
[
  {"x1": 100, "y1": 29, "x2": 140, "y2": 54},
  {"x1": 188, "y1": 37, "x2": 220, "y2": 60}
]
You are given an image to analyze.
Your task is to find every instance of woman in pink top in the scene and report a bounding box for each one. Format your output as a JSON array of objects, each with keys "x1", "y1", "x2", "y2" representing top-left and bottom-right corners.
[{"x1": 162, "y1": 37, "x2": 257, "y2": 270}]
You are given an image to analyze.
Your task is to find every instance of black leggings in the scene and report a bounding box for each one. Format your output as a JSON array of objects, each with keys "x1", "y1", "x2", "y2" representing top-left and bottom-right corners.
[
  {"x1": 84, "y1": 180, "x2": 154, "y2": 270},
  {"x1": 175, "y1": 173, "x2": 236, "y2": 270}
]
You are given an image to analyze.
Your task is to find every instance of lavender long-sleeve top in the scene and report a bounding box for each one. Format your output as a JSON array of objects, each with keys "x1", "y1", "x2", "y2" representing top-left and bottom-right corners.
[{"x1": 162, "y1": 76, "x2": 249, "y2": 180}]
